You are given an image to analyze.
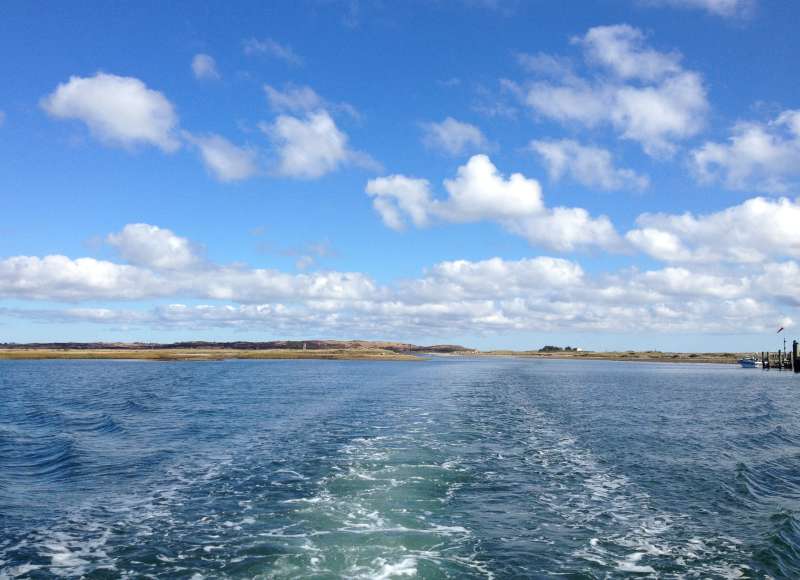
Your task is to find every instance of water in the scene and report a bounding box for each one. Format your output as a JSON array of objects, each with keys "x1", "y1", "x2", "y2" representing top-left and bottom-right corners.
[{"x1": 2, "y1": 358, "x2": 800, "y2": 578}]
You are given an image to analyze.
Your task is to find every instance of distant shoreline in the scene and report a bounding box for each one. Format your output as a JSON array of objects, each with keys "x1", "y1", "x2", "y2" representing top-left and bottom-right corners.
[
  {"x1": 0, "y1": 345, "x2": 746, "y2": 364},
  {"x1": 473, "y1": 351, "x2": 743, "y2": 364},
  {"x1": 0, "y1": 348, "x2": 424, "y2": 361}
]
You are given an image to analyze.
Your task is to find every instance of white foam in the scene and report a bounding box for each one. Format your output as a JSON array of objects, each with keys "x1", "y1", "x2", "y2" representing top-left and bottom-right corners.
[
  {"x1": 616, "y1": 560, "x2": 656, "y2": 574},
  {"x1": 0, "y1": 563, "x2": 44, "y2": 578},
  {"x1": 368, "y1": 557, "x2": 417, "y2": 579}
]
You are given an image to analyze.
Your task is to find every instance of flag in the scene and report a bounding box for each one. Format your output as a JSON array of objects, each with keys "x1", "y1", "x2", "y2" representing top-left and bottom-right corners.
[{"x1": 778, "y1": 327, "x2": 785, "y2": 333}]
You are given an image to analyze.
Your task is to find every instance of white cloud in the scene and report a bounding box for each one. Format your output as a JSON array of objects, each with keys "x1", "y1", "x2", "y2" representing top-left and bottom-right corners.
[
  {"x1": 242, "y1": 38, "x2": 302, "y2": 65},
  {"x1": 421, "y1": 117, "x2": 489, "y2": 156},
  {"x1": 41, "y1": 73, "x2": 180, "y2": 152},
  {"x1": 520, "y1": 25, "x2": 708, "y2": 157},
  {"x1": 264, "y1": 84, "x2": 323, "y2": 113},
  {"x1": 1, "y1": 229, "x2": 377, "y2": 305},
  {"x1": 690, "y1": 110, "x2": 800, "y2": 192},
  {"x1": 637, "y1": 267, "x2": 750, "y2": 300},
  {"x1": 0, "y1": 257, "x2": 378, "y2": 306},
  {"x1": 625, "y1": 228, "x2": 691, "y2": 262},
  {"x1": 266, "y1": 111, "x2": 345, "y2": 178},
  {"x1": 263, "y1": 111, "x2": 376, "y2": 179},
  {"x1": 508, "y1": 207, "x2": 622, "y2": 253},
  {"x1": 366, "y1": 154, "x2": 621, "y2": 252},
  {"x1": 4, "y1": 223, "x2": 800, "y2": 337},
  {"x1": 366, "y1": 155, "x2": 543, "y2": 230},
  {"x1": 530, "y1": 139, "x2": 649, "y2": 190},
  {"x1": 415, "y1": 256, "x2": 585, "y2": 299},
  {"x1": 184, "y1": 133, "x2": 258, "y2": 182},
  {"x1": 437, "y1": 154, "x2": 543, "y2": 221},
  {"x1": 576, "y1": 24, "x2": 682, "y2": 81},
  {"x1": 191, "y1": 53, "x2": 220, "y2": 80},
  {"x1": 0, "y1": 255, "x2": 165, "y2": 301},
  {"x1": 627, "y1": 196, "x2": 800, "y2": 263},
  {"x1": 755, "y1": 261, "x2": 800, "y2": 307},
  {"x1": 4, "y1": 243, "x2": 795, "y2": 336},
  {"x1": 366, "y1": 175, "x2": 433, "y2": 230},
  {"x1": 644, "y1": 0, "x2": 755, "y2": 18},
  {"x1": 107, "y1": 224, "x2": 202, "y2": 270},
  {"x1": 523, "y1": 79, "x2": 609, "y2": 126}
]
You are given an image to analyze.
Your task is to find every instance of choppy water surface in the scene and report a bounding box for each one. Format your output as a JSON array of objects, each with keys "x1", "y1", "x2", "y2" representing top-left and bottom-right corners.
[{"x1": 2, "y1": 358, "x2": 800, "y2": 578}]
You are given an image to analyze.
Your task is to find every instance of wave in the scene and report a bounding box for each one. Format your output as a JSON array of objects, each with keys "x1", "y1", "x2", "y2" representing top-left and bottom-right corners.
[
  {"x1": 755, "y1": 510, "x2": 800, "y2": 577},
  {"x1": 0, "y1": 434, "x2": 82, "y2": 483},
  {"x1": 64, "y1": 412, "x2": 124, "y2": 435}
]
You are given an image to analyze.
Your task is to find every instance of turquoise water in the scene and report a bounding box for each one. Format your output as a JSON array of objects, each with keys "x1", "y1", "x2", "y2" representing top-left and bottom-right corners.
[{"x1": 2, "y1": 358, "x2": 800, "y2": 578}]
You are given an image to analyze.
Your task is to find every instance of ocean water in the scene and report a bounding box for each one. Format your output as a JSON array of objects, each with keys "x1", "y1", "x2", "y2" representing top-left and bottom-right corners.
[{"x1": 2, "y1": 358, "x2": 800, "y2": 578}]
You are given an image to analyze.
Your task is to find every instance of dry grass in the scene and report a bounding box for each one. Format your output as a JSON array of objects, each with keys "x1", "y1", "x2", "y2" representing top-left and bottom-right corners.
[
  {"x1": 0, "y1": 348, "x2": 421, "y2": 362},
  {"x1": 477, "y1": 350, "x2": 743, "y2": 364},
  {"x1": 0, "y1": 348, "x2": 749, "y2": 364}
]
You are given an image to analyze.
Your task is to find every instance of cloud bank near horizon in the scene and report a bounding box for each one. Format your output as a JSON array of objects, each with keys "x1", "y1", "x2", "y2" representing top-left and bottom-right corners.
[{"x1": 1, "y1": 220, "x2": 796, "y2": 338}]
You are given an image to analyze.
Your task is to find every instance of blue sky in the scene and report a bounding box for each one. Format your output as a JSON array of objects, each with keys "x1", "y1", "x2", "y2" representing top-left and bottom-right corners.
[{"x1": 1, "y1": 0, "x2": 799, "y2": 351}]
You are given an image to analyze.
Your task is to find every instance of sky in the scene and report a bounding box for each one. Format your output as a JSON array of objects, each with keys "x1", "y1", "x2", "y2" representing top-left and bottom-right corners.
[{"x1": 1, "y1": 0, "x2": 799, "y2": 351}]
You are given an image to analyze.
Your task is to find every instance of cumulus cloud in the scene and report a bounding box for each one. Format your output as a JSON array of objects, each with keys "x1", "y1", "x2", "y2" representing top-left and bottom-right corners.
[
  {"x1": 507, "y1": 208, "x2": 621, "y2": 253},
  {"x1": 191, "y1": 53, "x2": 220, "y2": 80},
  {"x1": 263, "y1": 111, "x2": 377, "y2": 179},
  {"x1": 519, "y1": 24, "x2": 708, "y2": 157},
  {"x1": 0, "y1": 255, "x2": 378, "y2": 306},
  {"x1": 107, "y1": 224, "x2": 203, "y2": 270},
  {"x1": 243, "y1": 37, "x2": 302, "y2": 65},
  {"x1": 366, "y1": 175, "x2": 433, "y2": 230},
  {"x1": 409, "y1": 256, "x2": 585, "y2": 300},
  {"x1": 184, "y1": 133, "x2": 258, "y2": 182},
  {"x1": 2, "y1": 225, "x2": 376, "y2": 305},
  {"x1": 40, "y1": 72, "x2": 373, "y2": 183},
  {"x1": 3, "y1": 241, "x2": 795, "y2": 336},
  {"x1": 690, "y1": 110, "x2": 800, "y2": 192},
  {"x1": 367, "y1": 154, "x2": 621, "y2": 252},
  {"x1": 0, "y1": 255, "x2": 165, "y2": 301},
  {"x1": 366, "y1": 155, "x2": 541, "y2": 230},
  {"x1": 421, "y1": 117, "x2": 489, "y2": 156},
  {"x1": 41, "y1": 73, "x2": 180, "y2": 152},
  {"x1": 437, "y1": 154, "x2": 544, "y2": 221},
  {"x1": 576, "y1": 24, "x2": 682, "y2": 82},
  {"x1": 530, "y1": 139, "x2": 649, "y2": 190},
  {"x1": 627, "y1": 196, "x2": 800, "y2": 263},
  {"x1": 5, "y1": 220, "x2": 799, "y2": 337}
]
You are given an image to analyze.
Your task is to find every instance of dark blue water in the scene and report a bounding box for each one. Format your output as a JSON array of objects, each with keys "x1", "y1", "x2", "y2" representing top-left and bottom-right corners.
[{"x1": 2, "y1": 358, "x2": 800, "y2": 578}]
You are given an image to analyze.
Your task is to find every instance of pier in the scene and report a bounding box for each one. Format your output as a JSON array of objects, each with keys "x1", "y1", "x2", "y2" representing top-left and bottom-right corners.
[{"x1": 760, "y1": 340, "x2": 800, "y2": 372}]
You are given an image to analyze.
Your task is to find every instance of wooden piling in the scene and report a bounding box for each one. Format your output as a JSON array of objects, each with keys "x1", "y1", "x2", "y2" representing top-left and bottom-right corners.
[{"x1": 794, "y1": 340, "x2": 800, "y2": 373}]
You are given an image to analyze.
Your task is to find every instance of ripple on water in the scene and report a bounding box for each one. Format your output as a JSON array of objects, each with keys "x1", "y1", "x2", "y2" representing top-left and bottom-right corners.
[
  {"x1": 449, "y1": 377, "x2": 755, "y2": 578},
  {"x1": 3, "y1": 359, "x2": 800, "y2": 578}
]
